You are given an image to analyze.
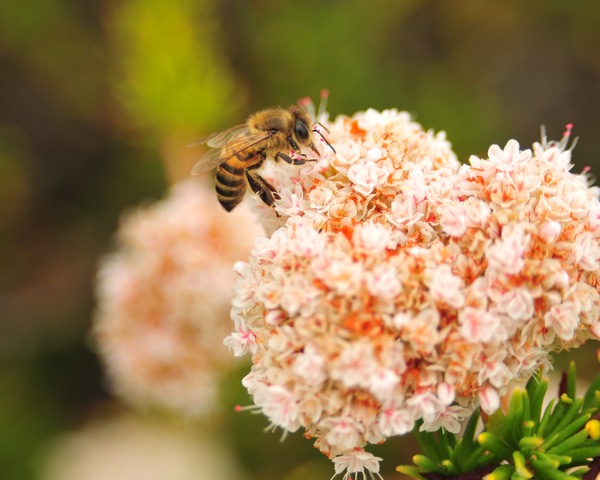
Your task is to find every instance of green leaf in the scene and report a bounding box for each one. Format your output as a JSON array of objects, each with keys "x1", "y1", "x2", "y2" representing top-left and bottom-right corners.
[
  {"x1": 544, "y1": 398, "x2": 584, "y2": 442},
  {"x1": 586, "y1": 418, "x2": 600, "y2": 441},
  {"x1": 414, "y1": 425, "x2": 444, "y2": 464},
  {"x1": 542, "y1": 395, "x2": 572, "y2": 437},
  {"x1": 533, "y1": 451, "x2": 571, "y2": 467},
  {"x1": 567, "y1": 445, "x2": 600, "y2": 462},
  {"x1": 478, "y1": 432, "x2": 513, "y2": 459},
  {"x1": 486, "y1": 409, "x2": 507, "y2": 438},
  {"x1": 452, "y1": 409, "x2": 481, "y2": 468},
  {"x1": 412, "y1": 454, "x2": 439, "y2": 473},
  {"x1": 518, "y1": 435, "x2": 544, "y2": 453},
  {"x1": 436, "y1": 429, "x2": 455, "y2": 461},
  {"x1": 530, "y1": 377, "x2": 550, "y2": 425},
  {"x1": 529, "y1": 458, "x2": 578, "y2": 480},
  {"x1": 521, "y1": 420, "x2": 536, "y2": 438},
  {"x1": 485, "y1": 464, "x2": 513, "y2": 480},
  {"x1": 525, "y1": 371, "x2": 542, "y2": 405},
  {"x1": 537, "y1": 397, "x2": 556, "y2": 437},
  {"x1": 503, "y1": 388, "x2": 525, "y2": 446},
  {"x1": 440, "y1": 458, "x2": 458, "y2": 475},
  {"x1": 513, "y1": 450, "x2": 533, "y2": 479},
  {"x1": 395, "y1": 465, "x2": 427, "y2": 480},
  {"x1": 545, "y1": 417, "x2": 590, "y2": 454},
  {"x1": 582, "y1": 372, "x2": 600, "y2": 412}
]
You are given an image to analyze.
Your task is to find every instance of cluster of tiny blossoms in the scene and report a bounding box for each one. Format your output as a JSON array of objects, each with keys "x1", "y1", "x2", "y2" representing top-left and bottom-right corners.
[
  {"x1": 94, "y1": 179, "x2": 262, "y2": 416},
  {"x1": 225, "y1": 109, "x2": 600, "y2": 478},
  {"x1": 40, "y1": 414, "x2": 246, "y2": 480}
]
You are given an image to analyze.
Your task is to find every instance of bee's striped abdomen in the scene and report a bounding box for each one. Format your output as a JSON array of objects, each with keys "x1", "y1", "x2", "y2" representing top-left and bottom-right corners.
[{"x1": 215, "y1": 161, "x2": 246, "y2": 212}]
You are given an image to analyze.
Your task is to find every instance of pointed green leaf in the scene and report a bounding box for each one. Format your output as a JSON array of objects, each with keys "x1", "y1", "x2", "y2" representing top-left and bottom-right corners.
[
  {"x1": 585, "y1": 418, "x2": 600, "y2": 441},
  {"x1": 542, "y1": 395, "x2": 572, "y2": 437},
  {"x1": 412, "y1": 454, "x2": 439, "y2": 473},
  {"x1": 485, "y1": 411, "x2": 505, "y2": 442},
  {"x1": 440, "y1": 458, "x2": 458, "y2": 475},
  {"x1": 582, "y1": 372, "x2": 600, "y2": 412},
  {"x1": 518, "y1": 435, "x2": 544, "y2": 453},
  {"x1": 478, "y1": 432, "x2": 513, "y2": 459},
  {"x1": 545, "y1": 416, "x2": 590, "y2": 453},
  {"x1": 533, "y1": 451, "x2": 571, "y2": 467},
  {"x1": 529, "y1": 458, "x2": 578, "y2": 480},
  {"x1": 503, "y1": 388, "x2": 525, "y2": 445},
  {"x1": 530, "y1": 377, "x2": 549, "y2": 426},
  {"x1": 484, "y1": 464, "x2": 513, "y2": 480},
  {"x1": 513, "y1": 450, "x2": 533, "y2": 479},
  {"x1": 453, "y1": 409, "x2": 481, "y2": 465},
  {"x1": 414, "y1": 426, "x2": 444, "y2": 464},
  {"x1": 566, "y1": 445, "x2": 600, "y2": 462},
  {"x1": 545, "y1": 397, "x2": 583, "y2": 439},
  {"x1": 395, "y1": 465, "x2": 427, "y2": 480},
  {"x1": 537, "y1": 397, "x2": 556, "y2": 437}
]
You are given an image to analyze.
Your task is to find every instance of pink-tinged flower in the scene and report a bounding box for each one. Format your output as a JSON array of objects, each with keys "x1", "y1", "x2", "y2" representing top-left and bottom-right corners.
[
  {"x1": 347, "y1": 161, "x2": 389, "y2": 196},
  {"x1": 539, "y1": 220, "x2": 562, "y2": 243},
  {"x1": 331, "y1": 448, "x2": 383, "y2": 480},
  {"x1": 427, "y1": 264, "x2": 465, "y2": 309},
  {"x1": 378, "y1": 407, "x2": 414, "y2": 436},
  {"x1": 93, "y1": 179, "x2": 262, "y2": 416},
  {"x1": 38, "y1": 414, "x2": 245, "y2": 480},
  {"x1": 488, "y1": 139, "x2": 532, "y2": 170},
  {"x1": 439, "y1": 202, "x2": 469, "y2": 237},
  {"x1": 227, "y1": 107, "x2": 600, "y2": 477},
  {"x1": 292, "y1": 343, "x2": 327, "y2": 386},
  {"x1": 420, "y1": 403, "x2": 472, "y2": 433},
  {"x1": 544, "y1": 302, "x2": 580, "y2": 341},
  {"x1": 323, "y1": 417, "x2": 364, "y2": 451},
  {"x1": 494, "y1": 288, "x2": 534, "y2": 322},
  {"x1": 223, "y1": 315, "x2": 257, "y2": 356},
  {"x1": 254, "y1": 385, "x2": 301, "y2": 432},
  {"x1": 485, "y1": 223, "x2": 530, "y2": 275},
  {"x1": 478, "y1": 386, "x2": 501, "y2": 414}
]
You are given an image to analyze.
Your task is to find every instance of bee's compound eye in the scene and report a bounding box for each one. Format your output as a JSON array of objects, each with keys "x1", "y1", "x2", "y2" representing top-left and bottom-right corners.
[{"x1": 294, "y1": 121, "x2": 309, "y2": 141}]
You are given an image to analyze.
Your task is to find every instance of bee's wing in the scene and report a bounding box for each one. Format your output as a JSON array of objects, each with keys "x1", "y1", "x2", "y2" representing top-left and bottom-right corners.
[
  {"x1": 191, "y1": 148, "x2": 232, "y2": 174},
  {"x1": 188, "y1": 124, "x2": 249, "y2": 148},
  {"x1": 191, "y1": 131, "x2": 271, "y2": 175}
]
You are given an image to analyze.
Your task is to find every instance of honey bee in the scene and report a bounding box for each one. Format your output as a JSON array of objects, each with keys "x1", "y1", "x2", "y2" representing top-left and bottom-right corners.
[{"x1": 191, "y1": 104, "x2": 334, "y2": 212}]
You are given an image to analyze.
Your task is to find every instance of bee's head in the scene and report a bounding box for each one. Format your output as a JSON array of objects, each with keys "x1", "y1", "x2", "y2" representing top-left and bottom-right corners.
[{"x1": 290, "y1": 107, "x2": 319, "y2": 156}]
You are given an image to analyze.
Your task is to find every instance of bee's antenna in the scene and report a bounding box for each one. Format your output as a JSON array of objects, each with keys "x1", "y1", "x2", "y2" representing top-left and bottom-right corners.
[
  {"x1": 315, "y1": 121, "x2": 330, "y2": 134},
  {"x1": 313, "y1": 128, "x2": 336, "y2": 154}
]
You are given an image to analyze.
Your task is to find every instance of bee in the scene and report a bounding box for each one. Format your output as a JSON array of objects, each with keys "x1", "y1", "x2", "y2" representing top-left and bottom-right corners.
[{"x1": 191, "y1": 104, "x2": 334, "y2": 212}]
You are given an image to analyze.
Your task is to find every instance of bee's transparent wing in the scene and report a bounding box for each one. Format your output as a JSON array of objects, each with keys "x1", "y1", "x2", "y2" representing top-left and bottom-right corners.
[
  {"x1": 189, "y1": 124, "x2": 249, "y2": 148},
  {"x1": 191, "y1": 148, "x2": 232, "y2": 174},
  {"x1": 191, "y1": 131, "x2": 271, "y2": 175}
]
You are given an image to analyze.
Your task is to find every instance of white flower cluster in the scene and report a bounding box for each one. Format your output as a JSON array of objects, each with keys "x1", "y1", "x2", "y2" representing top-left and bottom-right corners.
[
  {"x1": 39, "y1": 414, "x2": 246, "y2": 480},
  {"x1": 226, "y1": 109, "x2": 600, "y2": 478},
  {"x1": 94, "y1": 179, "x2": 262, "y2": 416}
]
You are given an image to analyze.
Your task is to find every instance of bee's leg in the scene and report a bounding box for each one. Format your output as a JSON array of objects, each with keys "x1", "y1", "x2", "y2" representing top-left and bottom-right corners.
[
  {"x1": 245, "y1": 170, "x2": 280, "y2": 208},
  {"x1": 275, "y1": 152, "x2": 317, "y2": 165}
]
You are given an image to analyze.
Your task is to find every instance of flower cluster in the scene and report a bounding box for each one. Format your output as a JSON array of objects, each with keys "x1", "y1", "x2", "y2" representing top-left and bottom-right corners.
[
  {"x1": 39, "y1": 414, "x2": 246, "y2": 480},
  {"x1": 225, "y1": 109, "x2": 600, "y2": 478},
  {"x1": 94, "y1": 179, "x2": 262, "y2": 416}
]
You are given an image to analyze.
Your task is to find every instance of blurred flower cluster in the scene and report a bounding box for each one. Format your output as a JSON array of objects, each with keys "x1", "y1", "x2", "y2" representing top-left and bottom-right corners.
[
  {"x1": 93, "y1": 179, "x2": 262, "y2": 417},
  {"x1": 39, "y1": 413, "x2": 246, "y2": 480},
  {"x1": 225, "y1": 109, "x2": 600, "y2": 478}
]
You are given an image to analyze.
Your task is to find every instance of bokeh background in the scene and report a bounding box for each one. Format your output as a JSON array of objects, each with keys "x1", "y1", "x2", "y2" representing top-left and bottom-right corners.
[{"x1": 1, "y1": 1, "x2": 599, "y2": 479}]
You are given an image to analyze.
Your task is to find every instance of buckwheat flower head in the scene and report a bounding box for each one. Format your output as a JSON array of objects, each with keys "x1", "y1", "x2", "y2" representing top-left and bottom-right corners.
[
  {"x1": 39, "y1": 414, "x2": 247, "y2": 480},
  {"x1": 227, "y1": 108, "x2": 600, "y2": 478},
  {"x1": 94, "y1": 179, "x2": 262, "y2": 416}
]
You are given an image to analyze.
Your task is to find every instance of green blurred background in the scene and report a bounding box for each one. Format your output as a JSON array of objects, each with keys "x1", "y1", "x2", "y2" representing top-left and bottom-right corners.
[{"x1": 1, "y1": 1, "x2": 599, "y2": 479}]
